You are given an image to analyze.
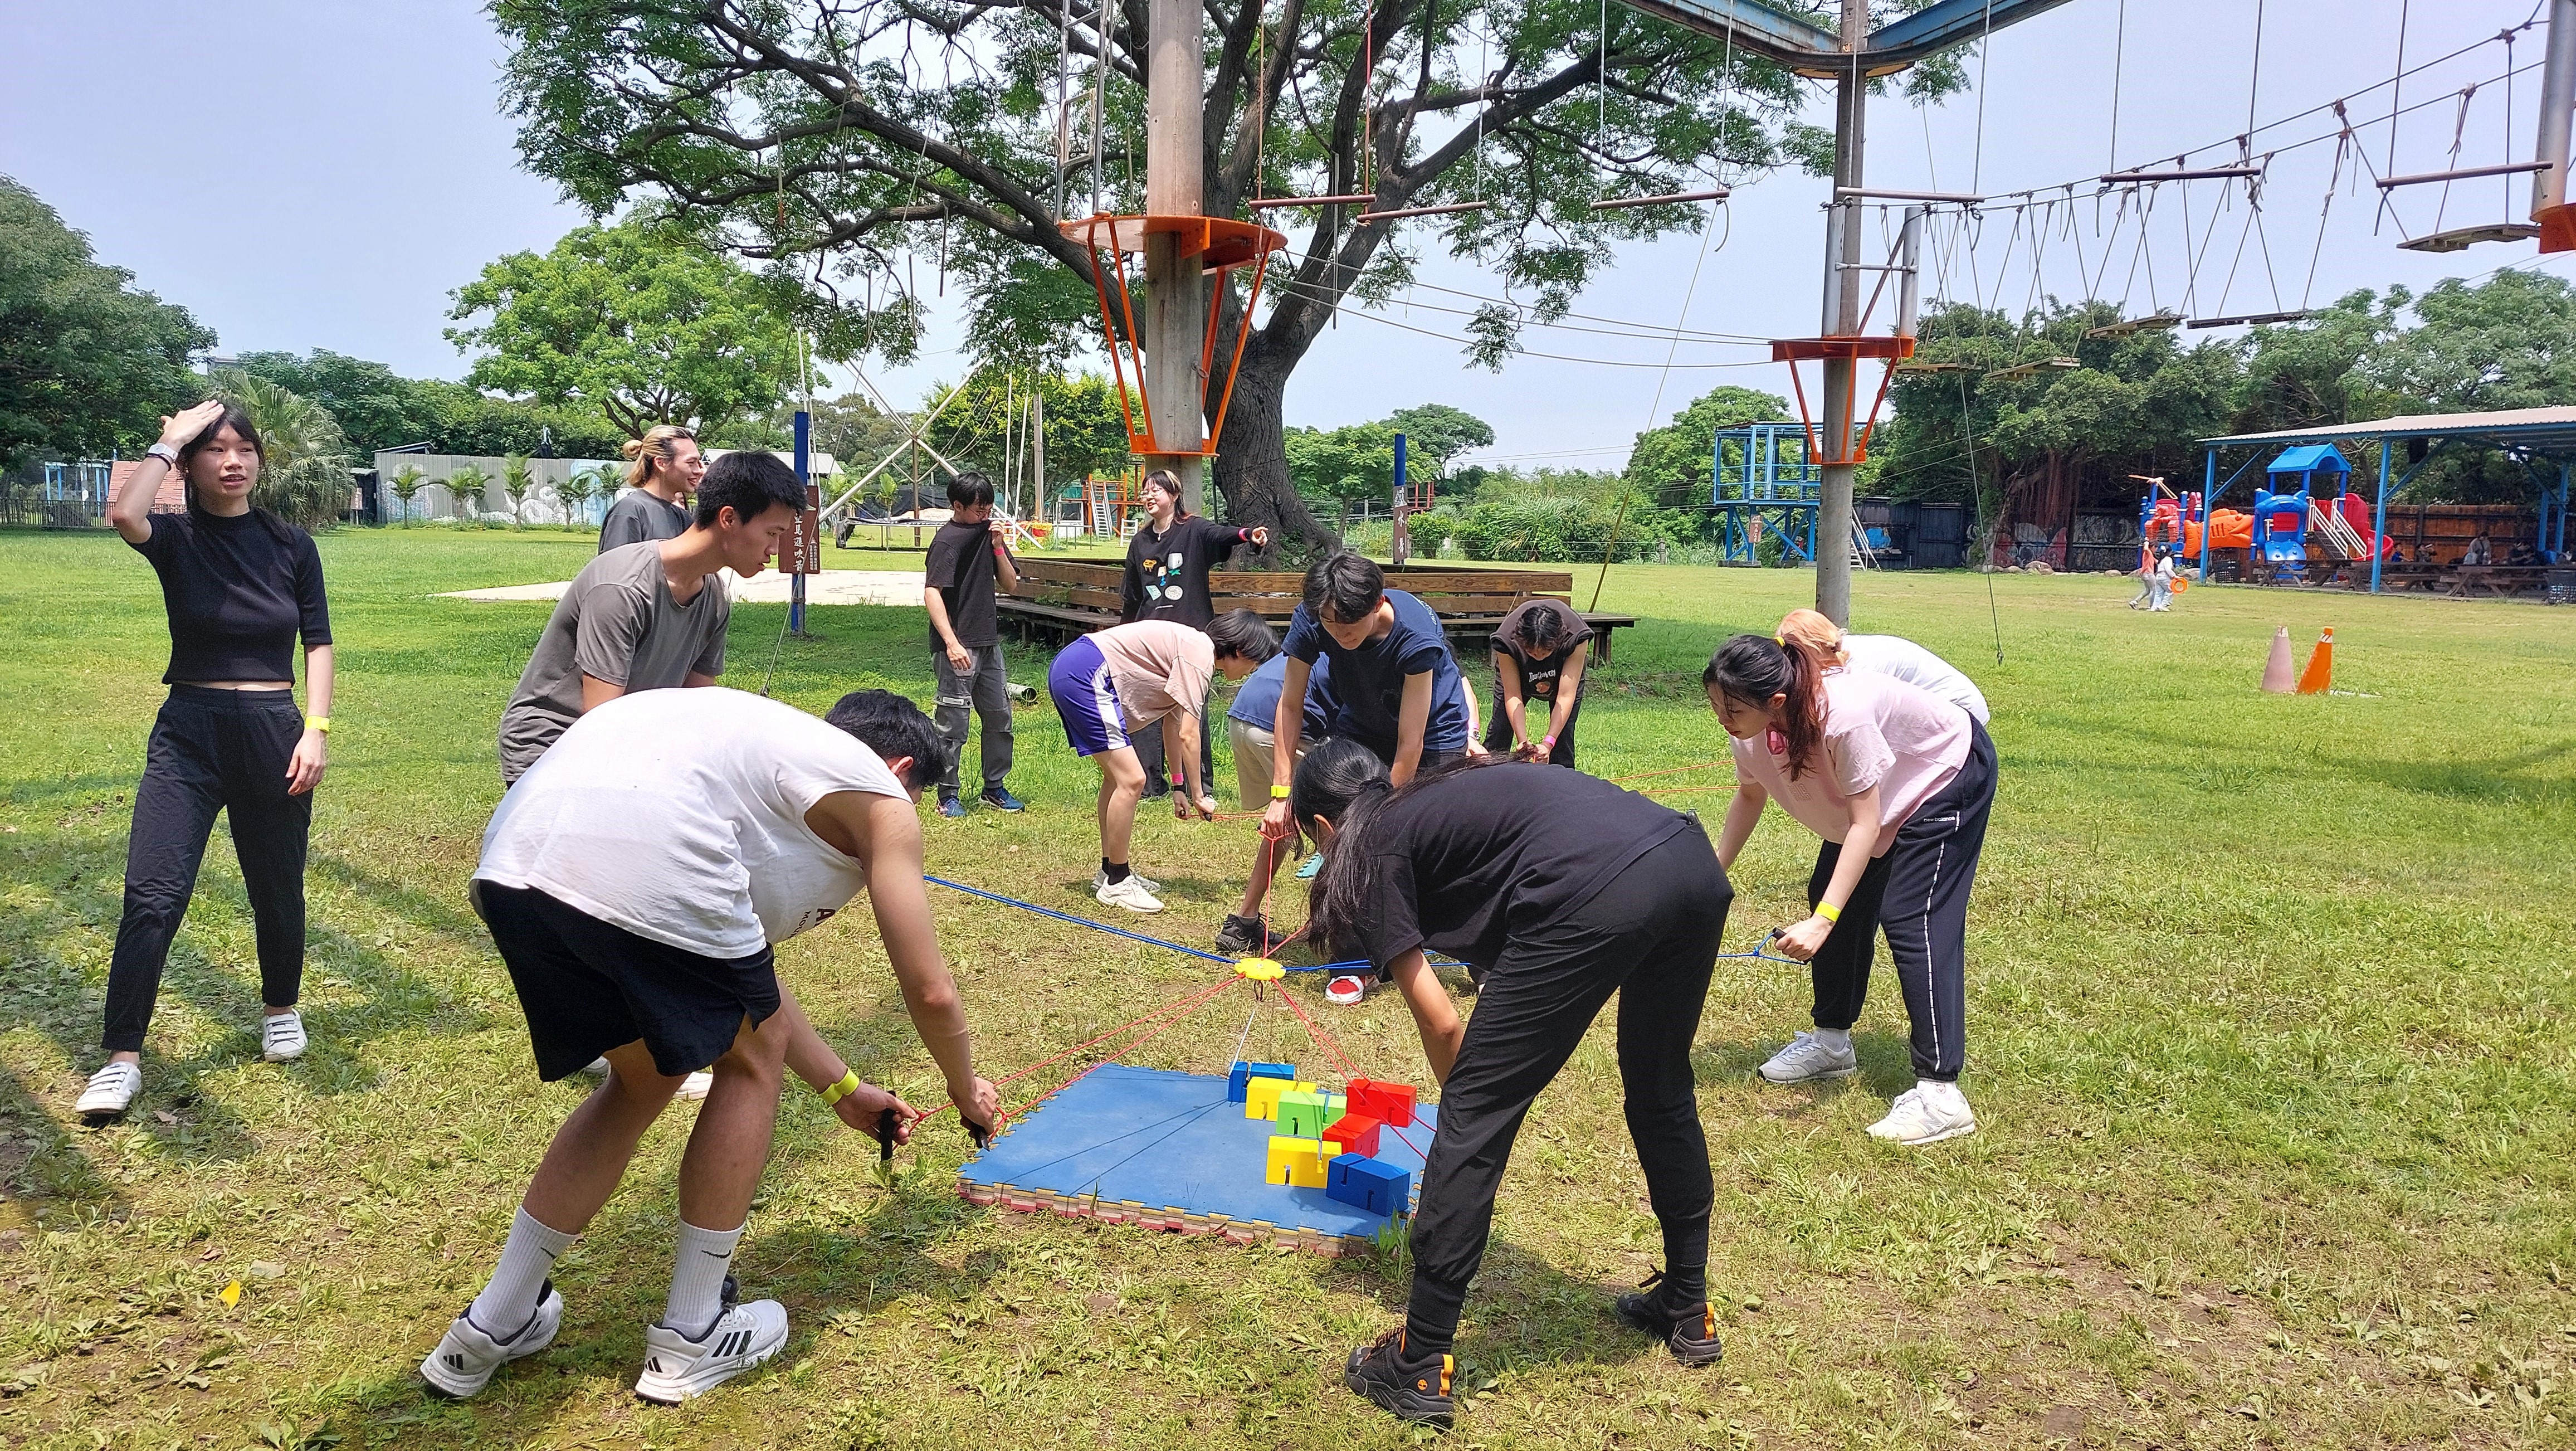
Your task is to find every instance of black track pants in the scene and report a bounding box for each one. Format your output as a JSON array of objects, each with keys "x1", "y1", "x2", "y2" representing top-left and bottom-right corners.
[
  {"x1": 102, "y1": 686, "x2": 313, "y2": 1053},
  {"x1": 1802, "y1": 719, "x2": 1996, "y2": 1082},
  {"x1": 1402, "y1": 827, "x2": 1733, "y2": 1345}
]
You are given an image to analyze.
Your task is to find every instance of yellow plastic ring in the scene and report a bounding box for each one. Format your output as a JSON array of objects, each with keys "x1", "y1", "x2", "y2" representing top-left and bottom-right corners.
[{"x1": 1233, "y1": 957, "x2": 1286, "y2": 982}]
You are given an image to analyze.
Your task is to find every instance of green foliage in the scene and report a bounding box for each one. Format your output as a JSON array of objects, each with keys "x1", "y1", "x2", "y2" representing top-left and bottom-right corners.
[
  {"x1": 443, "y1": 462, "x2": 490, "y2": 519},
  {"x1": 446, "y1": 220, "x2": 800, "y2": 442},
  {"x1": 1439, "y1": 468, "x2": 1684, "y2": 563},
  {"x1": 233, "y1": 348, "x2": 631, "y2": 460},
  {"x1": 1624, "y1": 385, "x2": 1792, "y2": 498},
  {"x1": 386, "y1": 464, "x2": 428, "y2": 525},
  {"x1": 500, "y1": 454, "x2": 536, "y2": 524},
  {"x1": 919, "y1": 373, "x2": 1131, "y2": 494},
  {"x1": 203, "y1": 369, "x2": 350, "y2": 530},
  {"x1": 2363, "y1": 269, "x2": 2576, "y2": 415},
  {"x1": 0, "y1": 175, "x2": 214, "y2": 467},
  {"x1": 1284, "y1": 422, "x2": 1397, "y2": 512}
]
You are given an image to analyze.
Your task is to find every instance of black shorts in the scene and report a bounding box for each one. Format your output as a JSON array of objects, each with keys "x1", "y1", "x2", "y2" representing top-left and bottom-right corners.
[{"x1": 473, "y1": 882, "x2": 782, "y2": 1082}]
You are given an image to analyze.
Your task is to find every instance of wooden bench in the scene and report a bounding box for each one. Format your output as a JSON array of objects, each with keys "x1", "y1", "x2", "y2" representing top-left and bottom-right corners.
[{"x1": 1000, "y1": 558, "x2": 1637, "y2": 661}]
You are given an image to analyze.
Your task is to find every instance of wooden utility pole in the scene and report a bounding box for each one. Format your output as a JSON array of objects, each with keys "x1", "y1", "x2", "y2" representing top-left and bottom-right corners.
[
  {"x1": 1143, "y1": 0, "x2": 1207, "y2": 512},
  {"x1": 1814, "y1": 0, "x2": 1868, "y2": 629}
]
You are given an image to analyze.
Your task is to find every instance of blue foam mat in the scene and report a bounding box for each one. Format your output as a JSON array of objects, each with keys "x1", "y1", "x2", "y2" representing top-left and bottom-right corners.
[{"x1": 959, "y1": 1064, "x2": 1438, "y2": 1237}]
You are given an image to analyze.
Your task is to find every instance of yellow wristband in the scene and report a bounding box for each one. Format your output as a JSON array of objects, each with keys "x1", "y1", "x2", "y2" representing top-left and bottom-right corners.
[
  {"x1": 1816, "y1": 901, "x2": 1842, "y2": 924},
  {"x1": 1270, "y1": 784, "x2": 1290, "y2": 800},
  {"x1": 819, "y1": 1069, "x2": 861, "y2": 1106},
  {"x1": 305, "y1": 715, "x2": 331, "y2": 733}
]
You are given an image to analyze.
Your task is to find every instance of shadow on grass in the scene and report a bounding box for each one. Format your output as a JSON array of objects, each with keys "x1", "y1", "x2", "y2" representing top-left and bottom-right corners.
[
  {"x1": 1694, "y1": 1029, "x2": 1917, "y2": 1101},
  {"x1": 0, "y1": 824, "x2": 486, "y2": 1170}
]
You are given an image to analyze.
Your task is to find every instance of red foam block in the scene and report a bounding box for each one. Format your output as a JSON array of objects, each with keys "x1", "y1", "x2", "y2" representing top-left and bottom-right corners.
[{"x1": 1346, "y1": 1077, "x2": 1416, "y2": 1128}]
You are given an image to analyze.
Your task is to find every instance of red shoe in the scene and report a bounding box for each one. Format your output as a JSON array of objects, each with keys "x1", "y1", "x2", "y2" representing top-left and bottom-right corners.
[{"x1": 1325, "y1": 973, "x2": 1372, "y2": 1006}]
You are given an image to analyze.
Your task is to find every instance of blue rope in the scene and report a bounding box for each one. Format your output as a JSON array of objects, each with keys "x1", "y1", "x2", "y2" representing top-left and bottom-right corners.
[
  {"x1": 924, "y1": 876, "x2": 1237, "y2": 963},
  {"x1": 923, "y1": 875, "x2": 1807, "y2": 972}
]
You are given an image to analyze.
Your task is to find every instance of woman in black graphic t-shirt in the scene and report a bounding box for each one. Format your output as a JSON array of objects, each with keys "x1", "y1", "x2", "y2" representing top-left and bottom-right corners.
[{"x1": 76, "y1": 398, "x2": 335, "y2": 1119}]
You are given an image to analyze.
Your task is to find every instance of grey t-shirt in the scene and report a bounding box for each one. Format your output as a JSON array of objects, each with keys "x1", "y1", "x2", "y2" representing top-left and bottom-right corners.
[
  {"x1": 598, "y1": 489, "x2": 691, "y2": 552},
  {"x1": 497, "y1": 542, "x2": 730, "y2": 783}
]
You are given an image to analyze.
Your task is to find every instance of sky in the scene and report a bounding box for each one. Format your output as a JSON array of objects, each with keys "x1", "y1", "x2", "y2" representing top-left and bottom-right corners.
[{"x1": 4, "y1": 0, "x2": 2565, "y2": 475}]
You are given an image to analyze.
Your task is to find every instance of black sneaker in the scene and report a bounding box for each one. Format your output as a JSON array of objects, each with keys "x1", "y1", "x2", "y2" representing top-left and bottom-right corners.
[
  {"x1": 1343, "y1": 1328, "x2": 1453, "y2": 1428},
  {"x1": 1214, "y1": 914, "x2": 1267, "y2": 956},
  {"x1": 1613, "y1": 1272, "x2": 1724, "y2": 1366}
]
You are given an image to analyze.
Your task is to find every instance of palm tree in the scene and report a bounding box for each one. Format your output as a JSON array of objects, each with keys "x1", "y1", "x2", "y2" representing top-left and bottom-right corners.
[
  {"x1": 388, "y1": 464, "x2": 427, "y2": 526},
  {"x1": 208, "y1": 368, "x2": 352, "y2": 529},
  {"x1": 446, "y1": 463, "x2": 491, "y2": 521},
  {"x1": 501, "y1": 453, "x2": 536, "y2": 527},
  {"x1": 555, "y1": 465, "x2": 601, "y2": 529}
]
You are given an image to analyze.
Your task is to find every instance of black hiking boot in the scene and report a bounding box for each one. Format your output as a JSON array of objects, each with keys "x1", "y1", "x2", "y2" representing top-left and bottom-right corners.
[
  {"x1": 1214, "y1": 914, "x2": 1267, "y2": 956},
  {"x1": 1613, "y1": 1271, "x2": 1725, "y2": 1367},
  {"x1": 1343, "y1": 1328, "x2": 1453, "y2": 1428}
]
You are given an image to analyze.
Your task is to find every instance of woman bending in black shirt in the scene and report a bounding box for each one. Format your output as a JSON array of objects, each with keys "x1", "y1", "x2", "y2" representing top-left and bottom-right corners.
[
  {"x1": 1291, "y1": 740, "x2": 1734, "y2": 1427},
  {"x1": 77, "y1": 398, "x2": 335, "y2": 1119}
]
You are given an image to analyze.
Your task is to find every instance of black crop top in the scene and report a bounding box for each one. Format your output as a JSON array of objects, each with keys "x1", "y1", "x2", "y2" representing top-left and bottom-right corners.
[{"x1": 129, "y1": 508, "x2": 333, "y2": 684}]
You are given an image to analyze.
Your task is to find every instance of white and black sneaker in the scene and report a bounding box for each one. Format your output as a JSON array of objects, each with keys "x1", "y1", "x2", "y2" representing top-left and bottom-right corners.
[
  {"x1": 76, "y1": 1060, "x2": 143, "y2": 1118},
  {"x1": 634, "y1": 1296, "x2": 789, "y2": 1403},
  {"x1": 1092, "y1": 867, "x2": 1162, "y2": 896},
  {"x1": 261, "y1": 1010, "x2": 308, "y2": 1063},
  {"x1": 420, "y1": 1281, "x2": 565, "y2": 1398}
]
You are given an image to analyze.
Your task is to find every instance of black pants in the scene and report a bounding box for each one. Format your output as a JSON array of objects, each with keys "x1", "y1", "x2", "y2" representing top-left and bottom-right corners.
[
  {"x1": 1404, "y1": 827, "x2": 1733, "y2": 1343},
  {"x1": 1133, "y1": 699, "x2": 1213, "y2": 798},
  {"x1": 102, "y1": 686, "x2": 312, "y2": 1053},
  {"x1": 1803, "y1": 719, "x2": 1996, "y2": 1082},
  {"x1": 1481, "y1": 690, "x2": 1583, "y2": 768}
]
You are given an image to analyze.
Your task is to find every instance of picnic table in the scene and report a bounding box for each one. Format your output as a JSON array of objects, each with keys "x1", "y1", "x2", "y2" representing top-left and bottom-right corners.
[
  {"x1": 998, "y1": 558, "x2": 1638, "y2": 662},
  {"x1": 2445, "y1": 564, "x2": 2548, "y2": 598}
]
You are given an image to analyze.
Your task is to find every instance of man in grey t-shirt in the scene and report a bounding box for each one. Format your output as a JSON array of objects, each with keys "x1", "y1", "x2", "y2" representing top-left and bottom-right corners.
[
  {"x1": 598, "y1": 489, "x2": 690, "y2": 552},
  {"x1": 498, "y1": 451, "x2": 813, "y2": 785}
]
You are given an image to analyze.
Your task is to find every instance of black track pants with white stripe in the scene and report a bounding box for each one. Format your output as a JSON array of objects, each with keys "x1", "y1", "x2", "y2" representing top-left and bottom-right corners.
[{"x1": 1802, "y1": 719, "x2": 1996, "y2": 1083}]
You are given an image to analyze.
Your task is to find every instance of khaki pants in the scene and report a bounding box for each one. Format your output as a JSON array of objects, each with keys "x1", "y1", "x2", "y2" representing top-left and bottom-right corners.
[{"x1": 1228, "y1": 718, "x2": 1309, "y2": 808}]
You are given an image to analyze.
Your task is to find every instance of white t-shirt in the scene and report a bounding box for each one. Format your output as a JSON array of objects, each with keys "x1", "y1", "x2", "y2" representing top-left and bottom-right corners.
[
  {"x1": 475, "y1": 687, "x2": 910, "y2": 958},
  {"x1": 1841, "y1": 634, "x2": 1990, "y2": 724}
]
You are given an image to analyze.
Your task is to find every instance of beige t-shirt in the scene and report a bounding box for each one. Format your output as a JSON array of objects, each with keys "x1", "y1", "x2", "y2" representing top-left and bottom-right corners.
[{"x1": 1088, "y1": 619, "x2": 1214, "y2": 730}]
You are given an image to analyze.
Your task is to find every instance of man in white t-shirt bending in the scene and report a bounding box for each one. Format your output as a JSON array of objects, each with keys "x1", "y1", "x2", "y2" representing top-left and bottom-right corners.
[{"x1": 422, "y1": 687, "x2": 1000, "y2": 1405}]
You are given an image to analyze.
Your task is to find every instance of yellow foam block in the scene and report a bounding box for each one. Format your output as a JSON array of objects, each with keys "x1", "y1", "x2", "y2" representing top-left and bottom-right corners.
[
  {"x1": 1265, "y1": 1136, "x2": 1330, "y2": 1187},
  {"x1": 1244, "y1": 1077, "x2": 1318, "y2": 1121}
]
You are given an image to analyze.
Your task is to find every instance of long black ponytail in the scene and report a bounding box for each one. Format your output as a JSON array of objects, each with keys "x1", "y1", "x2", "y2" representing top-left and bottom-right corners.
[
  {"x1": 1294, "y1": 738, "x2": 1518, "y2": 960},
  {"x1": 1704, "y1": 632, "x2": 1829, "y2": 778}
]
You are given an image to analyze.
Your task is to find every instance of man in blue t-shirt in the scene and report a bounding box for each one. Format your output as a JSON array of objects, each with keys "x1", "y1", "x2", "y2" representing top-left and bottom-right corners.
[{"x1": 1260, "y1": 554, "x2": 1479, "y2": 999}]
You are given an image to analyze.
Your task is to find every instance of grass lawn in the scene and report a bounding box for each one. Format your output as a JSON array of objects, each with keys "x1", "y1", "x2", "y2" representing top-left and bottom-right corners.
[{"x1": 2, "y1": 526, "x2": 2571, "y2": 1450}]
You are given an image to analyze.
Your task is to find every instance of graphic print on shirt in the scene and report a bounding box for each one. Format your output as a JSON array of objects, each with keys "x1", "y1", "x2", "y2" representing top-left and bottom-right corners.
[{"x1": 1141, "y1": 551, "x2": 1188, "y2": 603}]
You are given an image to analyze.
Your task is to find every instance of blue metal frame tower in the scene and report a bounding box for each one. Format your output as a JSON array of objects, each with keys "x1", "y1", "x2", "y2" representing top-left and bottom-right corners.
[{"x1": 1711, "y1": 421, "x2": 1823, "y2": 566}]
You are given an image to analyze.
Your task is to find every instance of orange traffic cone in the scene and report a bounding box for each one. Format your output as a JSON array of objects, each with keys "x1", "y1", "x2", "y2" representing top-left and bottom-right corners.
[
  {"x1": 2261, "y1": 626, "x2": 2296, "y2": 694},
  {"x1": 2296, "y1": 626, "x2": 2334, "y2": 694}
]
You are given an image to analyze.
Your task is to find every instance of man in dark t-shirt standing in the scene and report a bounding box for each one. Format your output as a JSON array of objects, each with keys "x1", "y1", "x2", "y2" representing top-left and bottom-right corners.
[
  {"x1": 1120, "y1": 468, "x2": 1269, "y2": 799},
  {"x1": 923, "y1": 472, "x2": 1024, "y2": 818}
]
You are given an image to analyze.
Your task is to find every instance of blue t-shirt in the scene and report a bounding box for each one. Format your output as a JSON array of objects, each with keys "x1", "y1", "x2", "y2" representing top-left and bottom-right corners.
[
  {"x1": 1281, "y1": 588, "x2": 1470, "y2": 756},
  {"x1": 1227, "y1": 653, "x2": 1337, "y2": 738}
]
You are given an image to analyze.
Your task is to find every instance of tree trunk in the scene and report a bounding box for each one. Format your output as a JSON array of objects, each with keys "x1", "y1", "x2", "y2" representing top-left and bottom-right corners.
[{"x1": 1208, "y1": 337, "x2": 1336, "y2": 559}]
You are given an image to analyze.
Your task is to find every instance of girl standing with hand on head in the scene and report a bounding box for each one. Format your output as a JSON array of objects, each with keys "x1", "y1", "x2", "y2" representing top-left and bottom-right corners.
[
  {"x1": 77, "y1": 398, "x2": 335, "y2": 1118},
  {"x1": 1704, "y1": 632, "x2": 1996, "y2": 1147}
]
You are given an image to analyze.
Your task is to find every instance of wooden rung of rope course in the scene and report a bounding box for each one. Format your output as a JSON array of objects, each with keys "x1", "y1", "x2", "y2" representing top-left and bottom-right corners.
[
  {"x1": 1892, "y1": 361, "x2": 1976, "y2": 374},
  {"x1": 2396, "y1": 223, "x2": 2541, "y2": 254},
  {"x1": 1247, "y1": 194, "x2": 1377, "y2": 208},
  {"x1": 1589, "y1": 188, "x2": 1731, "y2": 211},
  {"x1": 1355, "y1": 201, "x2": 1491, "y2": 222},
  {"x1": 2084, "y1": 311, "x2": 2183, "y2": 339},
  {"x1": 1983, "y1": 356, "x2": 2081, "y2": 381},
  {"x1": 2184, "y1": 310, "x2": 2314, "y2": 329}
]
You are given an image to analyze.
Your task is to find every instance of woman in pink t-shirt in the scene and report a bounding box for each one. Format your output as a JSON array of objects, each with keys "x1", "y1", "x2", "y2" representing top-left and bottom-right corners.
[{"x1": 1704, "y1": 632, "x2": 1997, "y2": 1146}]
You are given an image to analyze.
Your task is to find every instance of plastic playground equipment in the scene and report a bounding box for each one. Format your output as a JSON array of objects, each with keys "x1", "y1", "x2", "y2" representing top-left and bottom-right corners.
[{"x1": 2149, "y1": 444, "x2": 2393, "y2": 583}]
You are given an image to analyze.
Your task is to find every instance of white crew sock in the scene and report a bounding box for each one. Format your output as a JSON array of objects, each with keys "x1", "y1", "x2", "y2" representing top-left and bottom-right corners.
[
  {"x1": 664, "y1": 1219, "x2": 746, "y2": 1340},
  {"x1": 1813, "y1": 1028, "x2": 1852, "y2": 1054},
  {"x1": 1914, "y1": 1080, "x2": 1969, "y2": 1114},
  {"x1": 470, "y1": 1207, "x2": 577, "y2": 1336}
]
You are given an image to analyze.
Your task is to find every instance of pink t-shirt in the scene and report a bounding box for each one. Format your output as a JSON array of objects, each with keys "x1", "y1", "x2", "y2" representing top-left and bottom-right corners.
[
  {"x1": 1090, "y1": 620, "x2": 1214, "y2": 731},
  {"x1": 1728, "y1": 669, "x2": 1971, "y2": 856}
]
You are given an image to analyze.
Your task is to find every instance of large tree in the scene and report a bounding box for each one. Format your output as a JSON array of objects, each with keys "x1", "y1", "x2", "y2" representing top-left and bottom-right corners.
[
  {"x1": 487, "y1": 0, "x2": 1935, "y2": 548},
  {"x1": 447, "y1": 218, "x2": 802, "y2": 441},
  {"x1": 0, "y1": 176, "x2": 213, "y2": 468}
]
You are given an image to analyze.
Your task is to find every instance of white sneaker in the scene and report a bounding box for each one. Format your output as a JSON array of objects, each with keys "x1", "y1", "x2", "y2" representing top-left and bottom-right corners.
[
  {"x1": 1324, "y1": 973, "x2": 1373, "y2": 1006},
  {"x1": 580, "y1": 1056, "x2": 612, "y2": 1077},
  {"x1": 420, "y1": 1282, "x2": 565, "y2": 1398},
  {"x1": 76, "y1": 1060, "x2": 143, "y2": 1117},
  {"x1": 261, "y1": 1010, "x2": 308, "y2": 1063},
  {"x1": 1866, "y1": 1084, "x2": 1978, "y2": 1146},
  {"x1": 1094, "y1": 874, "x2": 1165, "y2": 914},
  {"x1": 1094, "y1": 868, "x2": 1162, "y2": 895},
  {"x1": 673, "y1": 1070, "x2": 714, "y2": 1101},
  {"x1": 633, "y1": 1298, "x2": 789, "y2": 1404},
  {"x1": 1757, "y1": 1030, "x2": 1857, "y2": 1084}
]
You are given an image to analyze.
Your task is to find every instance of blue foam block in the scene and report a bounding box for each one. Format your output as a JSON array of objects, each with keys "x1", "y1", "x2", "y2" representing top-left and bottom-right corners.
[
  {"x1": 1227, "y1": 1060, "x2": 1296, "y2": 1103},
  {"x1": 962, "y1": 1065, "x2": 1435, "y2": 1237},
  {"x1": 1326, "y1": 1154, "x2": 1411, "y2": 1218}
]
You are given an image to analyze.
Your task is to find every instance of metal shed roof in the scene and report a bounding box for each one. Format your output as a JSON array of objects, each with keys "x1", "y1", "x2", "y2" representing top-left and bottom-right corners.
[
  {"x1": 2202, "y1": 406, "x2": 2576, "y2": 454},
  {"x1": 2265, "y1": 444, "x2": 2350, "y2": 474}
]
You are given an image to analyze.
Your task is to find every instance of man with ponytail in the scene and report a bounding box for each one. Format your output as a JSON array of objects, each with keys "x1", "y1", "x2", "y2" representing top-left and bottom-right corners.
[
  {"x1": 598, "y1": 425, "x2": 704, "y2": 551},
  {"x1": 1704, "y1": 630, "x2": 1998, "y2": 1146},
  {"x1": 1289, "y1": 741, "x2": 1735, "y2": 1426}
]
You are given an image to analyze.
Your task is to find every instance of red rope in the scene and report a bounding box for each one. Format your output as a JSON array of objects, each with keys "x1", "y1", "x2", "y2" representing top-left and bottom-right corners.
[
  {"x1": 997, "y1": 975, "x2": 1243, "y2": 1120},
  {"x1": 1272, "y1": 976, "x2": 1364, "y2": 1083},
  {"x1": 926, "y1": 973, "x2": 1242, "y2": 1125},
  {"x1": 1606, "y1": 759, "x2": 1730, "y2": 786}
]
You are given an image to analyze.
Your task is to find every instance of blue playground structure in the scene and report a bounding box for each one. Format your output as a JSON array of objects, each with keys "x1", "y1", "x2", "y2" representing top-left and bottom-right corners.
[
  {"x1": 2251, "y1": 444, "x2": 2349, "y2": 582},
  {"x1": 1711, "y1": 421, "x2": 1822, "y2": 565}
]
